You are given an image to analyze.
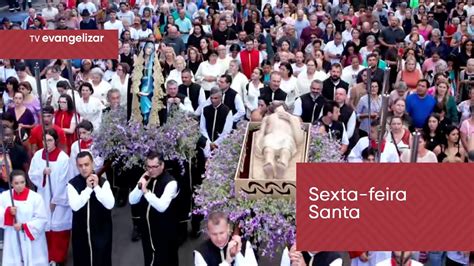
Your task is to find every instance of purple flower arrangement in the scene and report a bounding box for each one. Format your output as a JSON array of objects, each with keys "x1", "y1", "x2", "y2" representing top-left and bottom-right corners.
[
  {"x1": 92, "y1": 108, "x2": 201, "y2": 170},
  {"x1": 193, "y1": 123, "x2": 343, "y2": 258}
]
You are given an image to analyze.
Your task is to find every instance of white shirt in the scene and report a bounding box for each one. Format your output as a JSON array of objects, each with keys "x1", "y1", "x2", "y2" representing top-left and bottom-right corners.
[
  {"x1": 42, "y1": 7, "x2": 59, "y2": 29},
  {"x1": 243, "y1": 81, "x2": 263, "y2": 113},
  {"x1": 341, "y1": 65, "x2": 365, "y2": 88},
  {"x1": 217, "y1": 56, "x2": 232, "y2": 74},
  {"x1": 291, "y1": 63, "x2": 307, "y2": 77},
  {"x1": 348, "y1": 137, "x2": 400, "y2": 163},
  {"x1": 342, "y1": 29, "x2": 353, "y2": 44},
  {"x1": 76, "y1": 96, "x2": 104, "y2": 130},
  {"x1": 165, "y1": 95, "x2": 194, "y2": 115},
  {"x1": 104, "y1": 19, "x2": 124, "y2": 38},
  {"x1": 28, "y1": 149, "x2": 72, "y2": 231},
  {"x1": 280, "y1": 76, "x2": 299, "y2": 108},
  {"x1": 117, "y1": 10, "x2": 135, "y2": 26},
  {"x1": 129, "y1": 180, "x2": 178, "y2": 212},
  {"x1": 359, "y1": 46, "x2": 375, "y2": 62},
  {"x1": 0, "y1": 66, "x2": 18, "y2": 82},
  {"x1": 342, "y1": 106, "x2": 357, "y2": 139},
  {"x1": 89, "y1": 80, "x2": 112, "y2": 106},
  {"x1": 231, "y1": 72, "x2": 248, "y2": 103},
  {"x1": 109, "y1": 73, "x2": 129, "y2": 109},
  {"x1": 280, "y1": 247, "x2": 343, "y2": 266},
  {"x1": 465, "y1": 5, "x2": 474, "y2": 19},
  {"x1": 194, "y1": 240, "x2": 258, "y2": 266},
  {"x1": 165, "y1": 69, "x2": 195, "y2": 86},
  {"x1": 195, "y1": 61, "x2": 225, "y2": 92},
  {"x1": 137, "y1": 28, "x2": 153, "y2": 40},
  {"x1": 323, "y1": 41, "x2": 344, "y2": 65},
  {"x1": 67, "y1": 179, "x2": 115, "y2": 211},
  {"x1": 296, "y1": 71, "x2": 328, "y2": 97},
  {"x1": 78, "y1": 2, "x2": 97, "y2": 15}
]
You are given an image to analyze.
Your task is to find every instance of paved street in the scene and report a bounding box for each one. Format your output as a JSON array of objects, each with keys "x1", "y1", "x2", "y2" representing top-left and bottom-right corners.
[{"x1": 0, "y1": 202, "x2": 284, "y2": 266}]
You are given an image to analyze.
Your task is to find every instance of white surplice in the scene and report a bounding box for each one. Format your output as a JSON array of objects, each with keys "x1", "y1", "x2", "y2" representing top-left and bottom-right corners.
[
  {"x1": 0, "y1": 188, "x2": 49, "y2": 266},
  {"x1": 28, "y1": 148, "x2": 72, "y2": 231}
]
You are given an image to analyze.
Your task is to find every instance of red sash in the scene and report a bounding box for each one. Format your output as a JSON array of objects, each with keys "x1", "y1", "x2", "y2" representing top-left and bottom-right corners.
[
  {"x1": 80, "y1": 139, "x2": 93, "y2": 150},
  {"x1": 370, "y1": 139, "x2": 386, "y2": 153},
  {"x1": 42, "y1": 147, "x2": 61, "y2": 162}
]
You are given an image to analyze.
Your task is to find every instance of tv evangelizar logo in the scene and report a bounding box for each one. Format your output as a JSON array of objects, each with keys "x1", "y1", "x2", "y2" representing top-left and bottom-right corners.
[
  {"x1": 28, "y1": 33, "x2": 106, "y2": 45},
  {"x1": 0, "y1": 30, "x2": 118, "y2": 59}
]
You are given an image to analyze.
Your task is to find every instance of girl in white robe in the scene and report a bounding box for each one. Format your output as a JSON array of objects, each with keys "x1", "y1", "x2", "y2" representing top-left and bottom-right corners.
[
  {"x1": 28, "y1": 128, "x2": 71, "y2": 265},
  {"x1": 0, "y1": 170, "x2": 48, "y2": 266},
  {"x1": 68, "y1": 120, "x2": 104, "y2": 180}
]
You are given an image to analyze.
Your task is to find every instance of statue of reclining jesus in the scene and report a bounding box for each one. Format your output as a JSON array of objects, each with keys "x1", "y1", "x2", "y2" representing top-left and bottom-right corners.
[{"x1": 254, "y1": 103, "x2": 305, "y2": 180}]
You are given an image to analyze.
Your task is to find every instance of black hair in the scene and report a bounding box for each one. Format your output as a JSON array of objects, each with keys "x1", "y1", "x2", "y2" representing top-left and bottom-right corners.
[
  {"x1": 6, "y1": 76, "x2": 19, "y2": 92},
  {"x1": 229, "y1": 44, "x2": 241, "y2": 52},
  {"x1": 108, "y1": 59, "x2": 119, "y2": 71},
  {"x1": 322, "y1": 100, "x2": 338, "y2": 117},
  {"x1": 15, "y1": 62, "x2": 26, "y2": 72},
  {"x1": 80, "y1": 82, "x2": 94, "y2": 95},
  {"x1": 56, "y1": 80, "x2": 71, "y2": 90},
  {"x1": 258, "y1": 96, "x2": 270, "y2": 106},
  {"x1": 58, "y1": 94, "x2": 74, "y2": 113},
  {"x1": 45, "y1": 128, "x2": 59, "y2": 144},
  {"x1": 76, "y1": 151, "x2": 93, "y2": 161},
  {"x1": 417, "y1": 79, "x2": 430, "y2": 88},
  {"x1": 42, "y1": 105, "x2": 55, "y2": 115},
  {"x1": 279, "y1": 62, "x2": 293, "y2": 76},
  {"x1": 77, "y1": 120, "x2": 94, "y2": 132},
  {"x1": 220, "y1": 74, "x2": 232, "y2": 84},
  {"x1": 361, "y1": 147, "x2": 376, "y2": 160},
  {"x1": 1, "y1": 112, "x2": 18, "y2": 130},
  {"x1": 261, "y1": 59, "x2": 272, "y2": 67},
  {"x1": 146, "y1": 150, "x2": 165, "y2": 163},
  {"x1": 10, "y1": 169, "x2": 33, "y2": 189}
]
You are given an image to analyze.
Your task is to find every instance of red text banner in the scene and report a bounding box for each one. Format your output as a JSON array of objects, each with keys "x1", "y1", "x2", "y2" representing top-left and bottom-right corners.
[
  {"x1": 296, "y1": 163, "x2": 474, "y2": 251},
  {"x1": 0, "y1": 30, "x2": 118, "y2": 59}
]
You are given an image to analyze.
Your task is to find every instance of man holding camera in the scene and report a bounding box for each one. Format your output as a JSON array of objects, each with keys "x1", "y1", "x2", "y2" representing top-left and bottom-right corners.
[{"x1": 129, "y1": 151, "x2": 180, "y2": 266}]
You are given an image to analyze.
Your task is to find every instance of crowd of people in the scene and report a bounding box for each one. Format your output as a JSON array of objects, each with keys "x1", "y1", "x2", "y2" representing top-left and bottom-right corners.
[{"x1": 0, "y1": 0, "x2": 474, "y2": 265}]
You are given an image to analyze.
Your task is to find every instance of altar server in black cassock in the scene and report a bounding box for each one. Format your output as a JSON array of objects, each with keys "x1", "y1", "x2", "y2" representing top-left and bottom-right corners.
[
  {"x1": 67, "y1": 151, "x2": 115, "y2": 266},
  {"x1": 129, "y1": 151, "x2": 180, "y2": 266}
]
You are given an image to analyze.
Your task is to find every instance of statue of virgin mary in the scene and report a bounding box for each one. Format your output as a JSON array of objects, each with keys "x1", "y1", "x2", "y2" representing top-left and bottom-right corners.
[{"x1": 131, "y1": 41, "x2": 165, "y2": 126}]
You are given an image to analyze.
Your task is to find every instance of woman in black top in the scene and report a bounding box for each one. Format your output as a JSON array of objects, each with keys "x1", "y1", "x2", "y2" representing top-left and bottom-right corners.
[
  {"x1": 457, "y1": 40, "x2": 474, "y2": 68},
  {"x1": 187, "y1": 24, "x2": 205, "y2": 50},
  {"x1": 244, "y1": 9, "x2": 260, "y2": 35},
  {"x1": 186, "y1": 47, "x2": 202, "y2": 75},
  {"x1": 199, "y1": 37, "x2": 212, "y2": 62},
  {"x1": 260, "y1": 6, "x2": 275, "y2": 31},
  {"x1": 423, "y1": 113, "x2": 444, "y2": 152},
  {"x1": 434, "y1": 125, "x2": 466, "y2": 162}
]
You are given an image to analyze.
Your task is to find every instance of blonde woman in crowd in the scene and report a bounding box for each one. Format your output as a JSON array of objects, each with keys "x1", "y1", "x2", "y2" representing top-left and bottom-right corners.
[{"x1": 166, "y1": 56, "x2": 193, "y2": 86}]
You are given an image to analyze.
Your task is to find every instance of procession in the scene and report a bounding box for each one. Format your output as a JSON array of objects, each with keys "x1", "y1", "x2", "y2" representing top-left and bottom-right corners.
[{"x1": 0, "y1": 0, "x2": 474, "y2": 265}]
